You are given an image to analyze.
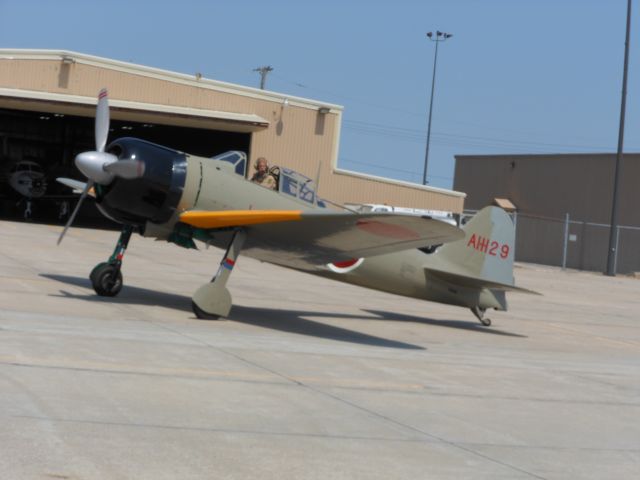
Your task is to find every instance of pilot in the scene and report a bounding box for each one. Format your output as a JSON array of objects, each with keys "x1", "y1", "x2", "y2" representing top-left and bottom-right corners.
[{"x1": 250, "y1": 157, "x2": 277, "y2": 190}]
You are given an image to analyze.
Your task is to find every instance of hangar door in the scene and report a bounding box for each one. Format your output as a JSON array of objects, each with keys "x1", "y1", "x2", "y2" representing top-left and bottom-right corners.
[{"x1": 0, "y1": 106, "x2": 254, "y2": 224}]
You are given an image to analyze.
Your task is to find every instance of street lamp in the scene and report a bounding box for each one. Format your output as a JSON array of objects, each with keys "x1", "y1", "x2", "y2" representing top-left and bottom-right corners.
[{"x1": 422, "y1": 30, "x2": 452, "y2": 185}]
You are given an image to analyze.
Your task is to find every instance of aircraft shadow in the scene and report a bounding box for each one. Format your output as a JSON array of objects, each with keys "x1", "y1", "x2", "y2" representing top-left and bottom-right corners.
[
  {"x1": 227, "y1": 305, "x2": 424, "y2": 350},
  {"x1": 361, "y1": 309, "x2": 527, "y2": 338},
  {"x1": 40, "y1": 274, "x2": 425, "y2": 350}
]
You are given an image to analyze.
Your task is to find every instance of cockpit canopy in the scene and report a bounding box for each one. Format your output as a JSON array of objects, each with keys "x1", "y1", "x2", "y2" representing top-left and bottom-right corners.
[
  {"x1": 10, "y1": 161, "x2": 44, "y2": 175},
  {"x1": 211, "y1": 150, "x2": 326, "y2": 208},
  {"x1": 279, "y1": 168, "x2": 314, "y2": 204},
  {"x1": 278, "y1": 167, "x2": 326, "y2": 207},
  {"x1": 211, "y1": 151, "x2": 247, "y2": 177}
]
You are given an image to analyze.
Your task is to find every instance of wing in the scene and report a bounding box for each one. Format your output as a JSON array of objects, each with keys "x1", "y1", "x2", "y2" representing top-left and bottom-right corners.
[{"x1": 180, "y1": 209, "x2": 464, "y2": 270}]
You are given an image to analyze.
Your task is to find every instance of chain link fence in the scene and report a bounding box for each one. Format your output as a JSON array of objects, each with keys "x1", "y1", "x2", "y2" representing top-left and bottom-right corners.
[
  {"x1": 512, "y1": 212, "x2": 640, "y2": 274},
  {"x1": 461, "y1": 210, "x2": 640, "y2": 274}
]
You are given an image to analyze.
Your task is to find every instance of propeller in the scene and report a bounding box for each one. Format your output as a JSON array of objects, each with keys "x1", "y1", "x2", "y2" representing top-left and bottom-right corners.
[
  {"x1": 57, "y1": 180, "x2": 94, "y2": 245},
  {"x1": 57, "y1": 89, "x2": 144, "y2": 245},
  {"x1": 95, "y1": 88, "x2": 109, "y2": 153}
]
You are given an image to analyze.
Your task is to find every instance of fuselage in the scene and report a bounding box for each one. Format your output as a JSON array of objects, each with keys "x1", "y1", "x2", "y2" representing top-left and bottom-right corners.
[{"x1": 140, "y1": 152, "x2": 501, "y2": 312}]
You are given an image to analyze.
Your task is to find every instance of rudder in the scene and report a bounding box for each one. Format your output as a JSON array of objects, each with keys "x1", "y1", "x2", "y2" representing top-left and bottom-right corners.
[{"x1": 433, "y1": 206, "x2": 516, "y2": 287}]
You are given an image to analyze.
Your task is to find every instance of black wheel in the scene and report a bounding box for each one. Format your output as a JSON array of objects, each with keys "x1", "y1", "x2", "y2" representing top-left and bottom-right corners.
[
  {"x1": 90, "y1": 262, "x2": 109, "y2": 285},
  {"x1": 91, "y1": 263, "x2": 123, "y2": 297},
  {"x1": 191, "y1": 301, "x2": 221, "y2": 320},
  {"x1": 480, "y1": 317, "x2": 492, "y2": 327}
]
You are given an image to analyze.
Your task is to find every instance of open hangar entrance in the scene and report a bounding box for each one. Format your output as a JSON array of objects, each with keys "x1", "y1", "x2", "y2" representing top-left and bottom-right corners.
[{"x1": 0, "y1": 102, "x2": 258, "y2": 226}]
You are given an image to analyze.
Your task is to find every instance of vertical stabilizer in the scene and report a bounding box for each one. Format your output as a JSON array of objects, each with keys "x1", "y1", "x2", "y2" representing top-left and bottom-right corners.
[{"x1": 431, "y1": 206, "x2": 517, "y2": 287}]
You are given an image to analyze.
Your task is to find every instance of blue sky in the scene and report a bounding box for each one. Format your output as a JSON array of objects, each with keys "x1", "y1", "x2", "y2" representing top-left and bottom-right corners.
[{"x1": 1, "y1": 0, "x2": 637, "y2": 189}]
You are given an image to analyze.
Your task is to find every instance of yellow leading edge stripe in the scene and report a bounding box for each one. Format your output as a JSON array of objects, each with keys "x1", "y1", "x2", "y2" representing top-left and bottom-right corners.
[{"x1": 179, "y1": 210, "x2": 303, "y2": 229}]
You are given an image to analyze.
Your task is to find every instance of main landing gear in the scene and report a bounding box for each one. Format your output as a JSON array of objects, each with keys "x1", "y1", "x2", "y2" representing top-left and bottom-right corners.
[
  {"x1": 88, "y1": 225, "x2": 245, "y2": 319},
  {"x1": 471, "y1": 306, "x2": 492, "y2": 327},
  {"x1": 90, "y1": 225, "x2": 133, "y2": 297},
  {"x1": 192, "y1": 230, "x2": 246, "y2": 320}
]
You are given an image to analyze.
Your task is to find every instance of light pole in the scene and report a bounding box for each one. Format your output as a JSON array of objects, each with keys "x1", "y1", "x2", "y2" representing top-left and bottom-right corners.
[
  {"x1": 605, "y1": 0, "x2": 632, "y2": 276},
  {"x1": 422, "y1": 31, "x2": 452, "y2": 185}
]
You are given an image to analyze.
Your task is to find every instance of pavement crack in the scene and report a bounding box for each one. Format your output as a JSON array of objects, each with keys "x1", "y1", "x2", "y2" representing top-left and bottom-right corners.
[{"x1": 146, "y1": 325, "x2": 549, "y2": 480}]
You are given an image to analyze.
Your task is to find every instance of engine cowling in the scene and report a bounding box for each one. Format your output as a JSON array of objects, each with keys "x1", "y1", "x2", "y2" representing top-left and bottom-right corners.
[{"x1": 96, "y1": 137, "x2": 187, "y2": 226}]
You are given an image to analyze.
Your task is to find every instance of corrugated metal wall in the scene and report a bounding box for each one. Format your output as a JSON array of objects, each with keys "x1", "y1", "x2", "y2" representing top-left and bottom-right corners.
[
  {"x1": 455, "y1": 153, "x2": 640, "y2": 225},
  {"x1": 456, "y1": 154, "x2": 640, "y2": 273}
]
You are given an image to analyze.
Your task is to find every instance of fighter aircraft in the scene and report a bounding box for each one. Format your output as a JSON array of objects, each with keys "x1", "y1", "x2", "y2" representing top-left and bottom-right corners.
[{"x1": 57, "y1": 89, "x2": 534, "y2": 326}]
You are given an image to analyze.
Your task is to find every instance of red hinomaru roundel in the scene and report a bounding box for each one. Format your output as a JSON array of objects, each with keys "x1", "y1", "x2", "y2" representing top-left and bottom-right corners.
[{"x1": 327, "y1": 258, "x2": 365, "y2": 273}]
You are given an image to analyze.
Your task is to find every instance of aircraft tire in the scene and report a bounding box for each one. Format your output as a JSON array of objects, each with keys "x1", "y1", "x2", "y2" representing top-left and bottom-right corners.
[
  {"x1": 191, "y1": 301, "x2": 221, "y2": 320},
  {"x1": 91, "y1": 263, "x2": 123, "y2": 297},
  {"x1": 90, "y1": 262, "x2": 109, "y2": 285}
]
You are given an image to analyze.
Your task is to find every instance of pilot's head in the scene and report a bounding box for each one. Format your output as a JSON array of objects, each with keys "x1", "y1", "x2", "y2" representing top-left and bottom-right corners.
[{"x1": 255, "y1": 157, "x2": 268, "y2": 175}]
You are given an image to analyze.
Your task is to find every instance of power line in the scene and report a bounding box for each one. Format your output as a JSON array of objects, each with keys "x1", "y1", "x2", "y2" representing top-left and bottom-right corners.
[
  {"x1": 269, "y1": 72, "x2": 429, "y2": 117},
  {"x1": 269, "y1": 72, "x2": 631, "y2": 150},
  {"x1": 342, "y1": 124, "x2": 554, "y2": 152},
  {"x1": 342, "y1": 119, "x2": 638, "y2": 153},
  {"x1": 339, "y1": 156, "x2": 453, "y2": 182}
]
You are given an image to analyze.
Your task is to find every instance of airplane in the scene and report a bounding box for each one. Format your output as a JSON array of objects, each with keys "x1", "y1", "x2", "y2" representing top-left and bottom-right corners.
[
  {"x1": 56, "y1": 89, "x2": 535, "y2": 327},
  {"x1": 2, "y1": 159, "x2": 48, "y2": 219},
  {"x1": 7, "y1": 160, "x2": 48, "y2": 199},
  {"x1": 2, "y1": 158, "x2": 85, "y2": 221}
]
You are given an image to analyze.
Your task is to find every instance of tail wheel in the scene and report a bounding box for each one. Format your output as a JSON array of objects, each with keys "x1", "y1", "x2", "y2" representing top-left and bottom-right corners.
[
  {"x1": 479, "y1": 317, "x2": 492, "y2": 327},
  {"x1": 471, "y1": 306, "x2": 491, "y2": 326},
  {"x1": 91, "y1": 263, "x2": 123, "y2": 297}
]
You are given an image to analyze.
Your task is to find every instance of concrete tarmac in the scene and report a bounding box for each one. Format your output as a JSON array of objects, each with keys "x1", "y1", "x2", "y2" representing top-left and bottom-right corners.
[{"x1": 0, "y1": 220, "x2": 638, "y2": 479}]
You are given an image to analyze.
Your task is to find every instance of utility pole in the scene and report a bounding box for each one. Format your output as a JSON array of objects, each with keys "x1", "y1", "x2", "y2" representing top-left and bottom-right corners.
[
  {"x1": 422, "y1": 31, "x2": 452, "y2": 185},
  {"x1": 253, "y1": 65, "x2": 273, "y2": 90},
  {"x1": 606, "y1": 0, "x2": 632, "y2": 276}
]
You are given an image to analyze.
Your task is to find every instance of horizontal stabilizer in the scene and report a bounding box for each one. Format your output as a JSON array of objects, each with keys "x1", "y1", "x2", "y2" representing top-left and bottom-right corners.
[{"x1": 424, "y1": 266, "x2": 540, "y2": 295}]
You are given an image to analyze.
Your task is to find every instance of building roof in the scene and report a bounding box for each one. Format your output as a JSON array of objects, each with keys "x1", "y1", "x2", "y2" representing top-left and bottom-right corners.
[{"x1": 0, "y1": 49, "x2": 343, "y2": 113}]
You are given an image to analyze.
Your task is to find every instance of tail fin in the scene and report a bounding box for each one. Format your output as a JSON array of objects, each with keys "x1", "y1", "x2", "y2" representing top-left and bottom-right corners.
[{"x1": 427, "y1": 206, "x2": 534, "y2": 293}]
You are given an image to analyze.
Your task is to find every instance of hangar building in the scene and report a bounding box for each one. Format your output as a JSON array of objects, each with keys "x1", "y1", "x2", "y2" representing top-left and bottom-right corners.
[
  {"x1": 455, "y1": 153, "x2": 640, "y2": 274},
  {"x1": 0, "y1": 49, "x2": 465, "y2": 224}
]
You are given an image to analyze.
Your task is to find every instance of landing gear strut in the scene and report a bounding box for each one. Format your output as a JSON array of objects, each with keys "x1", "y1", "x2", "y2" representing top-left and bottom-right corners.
[
  {"x1": 192, "y1": 230, "x2": 246, "y2": 320},
  {"x1": 471, "y1": 306, "x2": 491, "y2": 326},
  {"x1": 90, "y1": 225, "x2": 133, "y2": 297}
]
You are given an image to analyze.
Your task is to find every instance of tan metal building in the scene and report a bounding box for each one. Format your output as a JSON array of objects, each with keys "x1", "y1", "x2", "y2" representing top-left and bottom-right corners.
[
  {"x1": 455, "y1": 153, "x2": 640, "y2": 273},
  {"x1": 0, "y1": 49, "x2": 464, "y2": 222}
]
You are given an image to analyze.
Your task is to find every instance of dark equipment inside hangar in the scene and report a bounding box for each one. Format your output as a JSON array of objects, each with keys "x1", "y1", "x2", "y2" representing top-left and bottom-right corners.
[{"x1": 0, "y1": 107, "x2": 250, "y2": 224}]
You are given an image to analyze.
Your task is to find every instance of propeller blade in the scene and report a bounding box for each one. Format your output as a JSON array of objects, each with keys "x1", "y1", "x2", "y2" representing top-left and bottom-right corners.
[
  {"x1": 57, "y1": 180, "x2": 94, "y2": 245},
  {"x1": 95, "y1": 88, "x2": 109, "y2": 153},
  {"x1": 103, "y1": 159, "x2": 145, "y2": 179},
  {"x1": 56, "y1": 177, "x2": 90, "y2": 194}
]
